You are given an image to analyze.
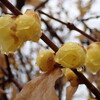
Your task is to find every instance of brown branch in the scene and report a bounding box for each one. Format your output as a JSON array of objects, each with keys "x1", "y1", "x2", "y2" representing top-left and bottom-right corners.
[
  {"x1": 18, "y1": 50, "x2": 26, "y2": 66},
  {"x1": 1, "y1": 78, "x2": 8, "y2": 100},
  {"x1": 16, "y1": 0, "x2": 25, "y2": 10},
  {"x1": 0, "y1": 65, "x2": 22, "y2": 90},
  {"x1": 81, "y1": 15, "x2": 100, "y2": 21},
  {"x1": 0, "y1": 0, "x2": 100, "y2": 99},
  {"x1": 81, "y1": 20, "x2": 92, "y2": 32},
  {"x1": 4, "y1": 55, "x2": 22, "y2": 89},
  {"x1": 18, "y1": 49, "x2": 31, "y2": 81},
  {"x1": 4, "y1": 55, "x2": 13, "y2": 78},
  {"x1": 72, "y1": 69, "x2": 100, "y2": 99},
  {"x1": 34, "y1": 0, "x2": 49, "y2": 11},
  {"x1": 0, "y1": 1, "x2": 7, "y2": 14},
  {"x1": 38, "y1": 10, "x2": 98, "y2": 42},
  {"x1": 42, "y1": 18, "x2": 64, "y2": 44},
  {"x1": 5, "y1": 54, "x2": 22, "y2": 90},
  {"x1": 11, "y1": 78, "x2": 22, "y2": 90},
  {"x1": 0, "y1": 0, "x2": 22, "y2": 15},
  {"x1": 0, "y1": 65, "x2": 8, "y2": 76},
  {"x1": 41, "y1": 33, "x2": 58, "y2": 52},
  {"x1": 55, "y1": 76, "x2": 64, "y2": 100}
]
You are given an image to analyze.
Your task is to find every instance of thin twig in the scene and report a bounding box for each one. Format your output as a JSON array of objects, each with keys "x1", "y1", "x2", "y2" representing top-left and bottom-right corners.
[
  {"x1": 42, "y1": 18, "x2": 64, "y2": 44},
  {"x1": 38, "y1": 10, "x2": 98, "y2": 42},
  {"x1": 0, "y1": 64, "x2": 22, "y2": 90},
  {"x1": 0, "y1": 0, "x2": 22, "y2": 15},
  {"x1": 81, "y1": 15, "x2": 100, "y2": 21},
  {"x1": 0, "y1": 0, "x2": 100, "y2": 99},
  {"x1": 4, "y1": 54, "x2": 22, "y2": 90},
  {"x1": 18, "y1": 49, "x2": 31, "y2": 81},
  {"x1": 5, "y1": 54, "x2": 22, "y2": 90},
  {"x1": 81, "y1": 20, "x2": 92, "y2": 32},
  {"x1": 0, "y1": 65, "x2": 8, "y2": 76},
  {"x1": 11, "y1": 78, "x2": 22, "y2": 90},
  {"x1": 1, "y1": 78, "x2": 8, "y2": 100},
  {"x1": 4, "y1": 55, "x2": 13, "y2": 78}
]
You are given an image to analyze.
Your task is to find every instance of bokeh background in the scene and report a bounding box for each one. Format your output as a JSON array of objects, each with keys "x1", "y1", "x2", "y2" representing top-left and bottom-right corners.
[{"x1": 0, "y1": 0, "x2": 100, "y2": 100}]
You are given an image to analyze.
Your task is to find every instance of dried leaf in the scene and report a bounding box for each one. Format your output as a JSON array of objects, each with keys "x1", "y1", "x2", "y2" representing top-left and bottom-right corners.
[
  {"x1": 26, "y1": 0, "x2": 44, "y2": 7},
  {"x1": 76, "y1": 35, "x2": 87, "y2": 41},
  {"x1": 0, "y1": 88, "x2": 6, "y2": 94},
  {"x1": 77, "y1": 0, "x2": 92, "y2": 17},
  {"x1": 0, "y1": 54, "x2": 7, "y2": 78},
  {"x1": 87, "y1": 70, "x2": 100, "y2": 91},
  {"x1": 14, "y1": 68, "x2": 62, "y2": 100},
  {"x1": 66, "y1": 85, "x2": 78, "y2": 100},
  {"x1": 92, "y1": 30, "x2": 100, "y2": 41},
  {"x1": 88, "y1": 98, "x2": 96, "y2": 100},
  {"x1": 11, "y1": 83, "x2": 19, "y2": 100}
]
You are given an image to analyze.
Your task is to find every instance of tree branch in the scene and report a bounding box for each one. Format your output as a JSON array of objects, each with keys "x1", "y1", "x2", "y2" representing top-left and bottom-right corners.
[
  {"x1": 80, "y1": 15, "x2": 100, "y2": 22},
  {"x1": 4, "y1": 55, "x2": 13, "y2": 78},
  {"x1": 0, "y1": 0, "x2": 22, "y2": 15},
  {"x1": 0, "y1": 0, "x2": 100, "y2": 99},
  {"x1": 42, "y1": 18, "x2": 64, "y2": 44},
  {"x1": 41, "y1": 33, "x2": 58, "y2": 52},
  {"x1": 38, "y1": 10, "x2": 98, "y2": 42},
  {"x1": 0, "y1": 64, "x2": 22, "y2": 90}
]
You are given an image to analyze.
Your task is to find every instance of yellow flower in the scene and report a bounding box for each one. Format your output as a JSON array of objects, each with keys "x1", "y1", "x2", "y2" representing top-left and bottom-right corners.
[
  {"x1": 0, "y1": 9, "x2": 41, "y2": 54},
  {"x1": 55, "y1": 42, "x2": 86, "y2": 68},
  {"x1": 15, "y1": 9, "x2": 41, "y2": 42},
  {"x1": 85, "y1": 42, "x2": 100, "y2": 72},
  {"x1": 0, "y1": 15, "x2": 18, "y2": 54},
  {"x1": 36, "y1": 49, "x2": 55, "y2": 72}
]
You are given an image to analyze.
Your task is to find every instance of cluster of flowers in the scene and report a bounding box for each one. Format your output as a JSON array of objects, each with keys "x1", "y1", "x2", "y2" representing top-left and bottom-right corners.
[
  {"x1": 36, "y1": 42, "x2": 100, "y2": 84},
  {"x1": 0, "y1": 9, "x2": 41, "y2": 54},
  {"x1": 0, "y1": 10, "x2": 100, "y2": 84}
]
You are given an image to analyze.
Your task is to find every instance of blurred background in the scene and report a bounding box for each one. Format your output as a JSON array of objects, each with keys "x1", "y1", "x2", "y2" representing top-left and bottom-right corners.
[{"x1": 0, "y1": 0, "x2": 100, "y2": 100}]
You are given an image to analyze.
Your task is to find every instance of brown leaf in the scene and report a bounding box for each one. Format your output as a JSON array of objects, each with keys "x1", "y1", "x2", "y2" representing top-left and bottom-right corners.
[
  {"x1": 14, "y1": 68, "x2": 62, "y2": 100},
  {"x1": 88, "y1": 98, "x2": 96, "y2": 100},
  {"x1": 92, "y1": 30, "x2": 100, "y2": 41},
  {"x1": 0, "y1": 54, "x2": 6, "y2": 66},
  {"x1": 77, "y1": 0, "x2": 92, "y2": 17},
  {"x1": 11, "y1": 83, "x2": 19, "y2": 100},
  {"x1": 76, "y1": 35, "x2": 87, "y2": 41},
  {"x1": 0, "y1": 54, "x2": 7, "y2": 78},
  {"x1": 0, "y1": 88, "x2": 6, "y2": 94},
  {"x1": 26, "y1": 0, "x2": 44, "y2": 7},
  {"x1": 66, "y1": 85, "x2": 78, "y2": 100}
]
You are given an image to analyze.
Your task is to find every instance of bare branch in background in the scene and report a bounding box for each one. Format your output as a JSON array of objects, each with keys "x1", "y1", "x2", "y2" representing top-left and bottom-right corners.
[
  {"x1": 38, "y1": 10, "x2": 98, "y2": 42},
  {"x1": 0, "y1": 0, "x2": 100, "y2": 99},
  {"x1": 16, "y1": 0, "x2": 26, "y2": 10},
  {"x1": 81, "y1": 15, "x2": 100, "y2": 22},
  {"x1": 42, "y1": 18, "x2": 64, "y2": 44}
]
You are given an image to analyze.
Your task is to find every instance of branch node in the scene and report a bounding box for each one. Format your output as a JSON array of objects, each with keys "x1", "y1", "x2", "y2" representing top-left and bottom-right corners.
[{"x1": 67, "y1": 23, "x2": 76, "y2": 30}]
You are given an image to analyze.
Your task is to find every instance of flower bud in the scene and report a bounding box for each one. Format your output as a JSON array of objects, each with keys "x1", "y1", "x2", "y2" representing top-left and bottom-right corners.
[
  {"x1": 55, "y1": 42, "x2": 86, "y2": 68},
  {"x1": 85, "y1": 42, "x2": 100, "y2": 72},
  {"x1": 36, "y1": 49, "x2": 55, "y2": 72}
]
